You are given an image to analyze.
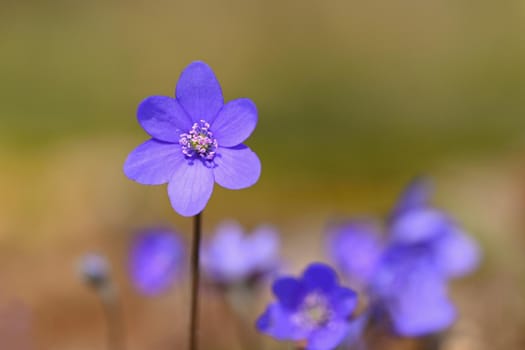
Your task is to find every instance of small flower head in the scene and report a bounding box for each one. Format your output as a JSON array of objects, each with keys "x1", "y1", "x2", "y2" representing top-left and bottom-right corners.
[
  {"x1": 129, "y1": 228, "x2": 185, "y2": 296},
  {"x1": 124, "y1": 61, "x2": 261, "y2": 217},
  {"x1": 256, "y1": 263, "x2": 358, "y2": 350},
  {"x1": 78, "y1": 253, "x2": 110, "y2": 289},
  {"x1": 201, "y1": 221, "x2": 279, "y2": 287},
  {"x1": 325, "y1": 179, "x2": 481, "y2": 337}
]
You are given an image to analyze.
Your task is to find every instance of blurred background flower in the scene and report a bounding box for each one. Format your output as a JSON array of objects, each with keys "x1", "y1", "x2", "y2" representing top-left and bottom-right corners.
[
  {"x1": 202, "y1": 220, "x2": 280, "y2": 289},
  {"x1": 129, "y1": 228, "x2": 185, "y2": 296},
  {"x1": 256, "y1": 263, "x2": 358, "y2": 350},
  {"x1": 328, "y1": 179, "x2": 480, "y2": 339}
]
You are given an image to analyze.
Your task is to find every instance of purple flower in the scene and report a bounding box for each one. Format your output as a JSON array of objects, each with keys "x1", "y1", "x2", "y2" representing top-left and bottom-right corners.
[
  {"x1": 124, "y1": 61, "x2": 261, "y2": 217},
  {"x1": 201, "y1": 221, "x2": 279, "y2": 286},
  {"x1": 129, "y1": 228, "x2": 185, "y2": 296},
  {"x1": 326, "y1": 179, "x2": 481, "y2": 337},
  {"x1": 256, "y1": 263, "x2": 358, "y2": 350},
  {"x1": 327, "y1": 221, "x2": 383, "y2": 287}
]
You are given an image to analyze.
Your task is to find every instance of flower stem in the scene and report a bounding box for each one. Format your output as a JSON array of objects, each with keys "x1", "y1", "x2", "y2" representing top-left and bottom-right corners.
[{"x1": 189, "y1": 212, "x2": 202, "y2": 350}]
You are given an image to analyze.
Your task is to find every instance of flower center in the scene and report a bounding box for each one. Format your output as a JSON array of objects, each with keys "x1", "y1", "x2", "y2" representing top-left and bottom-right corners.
[
  {"x1": 179, "y1": 120, "x2": 218, "y2": 160},
  {"x1": 294, "y1": 292, "x2": 332, "y2": 328}
]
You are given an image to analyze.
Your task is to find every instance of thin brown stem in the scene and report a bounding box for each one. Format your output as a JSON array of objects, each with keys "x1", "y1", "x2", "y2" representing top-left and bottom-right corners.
[{"x1": 189, "y1": 212, "x2": 202, "y2": 350}]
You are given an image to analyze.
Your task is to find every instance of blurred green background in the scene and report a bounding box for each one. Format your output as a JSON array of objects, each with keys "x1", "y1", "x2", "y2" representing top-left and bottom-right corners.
[{"x1": 1, "y1": 0, "x2": 525, "y2": 349}]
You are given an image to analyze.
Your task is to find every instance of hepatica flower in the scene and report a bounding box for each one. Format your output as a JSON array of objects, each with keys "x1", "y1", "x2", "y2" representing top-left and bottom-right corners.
[
  {"x1": 129, "y1": 228, "x2": 185, "y2": 296},
  {"x1": 201, "y1": 220, "x2": 279, "y2": 287},
  {"x1": 124, "y1": 61, "x2": 261, "y2": 216},
  {"x1": 327, "y1": 178, "x2": 481, "y2": 337},
  {"x1": 256, "y1": 263, "x2": 358, "y2": 350}
]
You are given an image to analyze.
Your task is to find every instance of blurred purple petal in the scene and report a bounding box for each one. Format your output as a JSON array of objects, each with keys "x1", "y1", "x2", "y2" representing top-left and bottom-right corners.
[
  {"x1": 137, "y1": 96, "x2": 192, "y2": 142},
  {"x1": 372, "y1": 245, "x2": 431, "y2": 298},
  {"x1": 202, "y1": 221, "x2": 280, "y2": 285},
  {"x1": 328, "y1": 221, "x2": 383, "y2": 286},
  {"x1": 391, "y1": 177, "x2": 433, "y2": 218},
  {"x1": 248, "y1": 226, "x2": 280, "y2": 272},
  {"x1": 211, "y1": 98, "x2": 257, "y2": 147},
  {"x1": 372, "y1": 246, "x2": 456, "y2": 336},
  {"x1": 330, "y1": 287, "x2": 358, "y2": 318},
  {"x1": 213, "y1": 145, "x2": 261, "y2": 190},
  {"x1": 308, "y1": 320, "x2": 349, "y2": 350},
  {"x1": 389, "y1": 279, "x2": 456, "y2": 337},
  {"x1": 201, "y1": 224, "x2": 249, "y2": 282},
  {"x1": 175, "y1": 61, "x2": 223, "y2": 123},
  {"x1": 214, "y1": 220, "x2": 245, "y2": 237},
  {"x1": 129, "y1": 228, "x2": 185, "y2": 296},
  {"x1": 390, "y1": 209, "x2": 452, "y2": 244},
  {"x1": 434, "y1": 229, "x2": 481, "y2": 278},
  {"x1": 167, "y1": 160, "x2": 214, "y2": 217},
  {"x1": 256, "y1": 303, "x2": 308, "y2": 340},
  {"x1": 124, "y1": 140, "x2": 185, "y2": 185}
]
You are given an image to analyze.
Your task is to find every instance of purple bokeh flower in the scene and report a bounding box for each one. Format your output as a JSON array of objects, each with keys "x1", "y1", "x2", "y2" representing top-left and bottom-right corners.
[
  {"x1": 256, "y1": 263, "x2": 358, "y2": 350},
  {"x1": 129, "y1": 228, "x2": 185, "y2": 296},
  {"x1": 201, "y1": 221, "x2": 279, "y2": 286},
  {"x1": 124, "y1": 61, "x2": 261, "y2": 217},
  {"x1": 327, "y1": 178, "x2": 481, "y2": 337},
  {"x1": 327, "y1": 221, "x2": 383, "y2": 288}
]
